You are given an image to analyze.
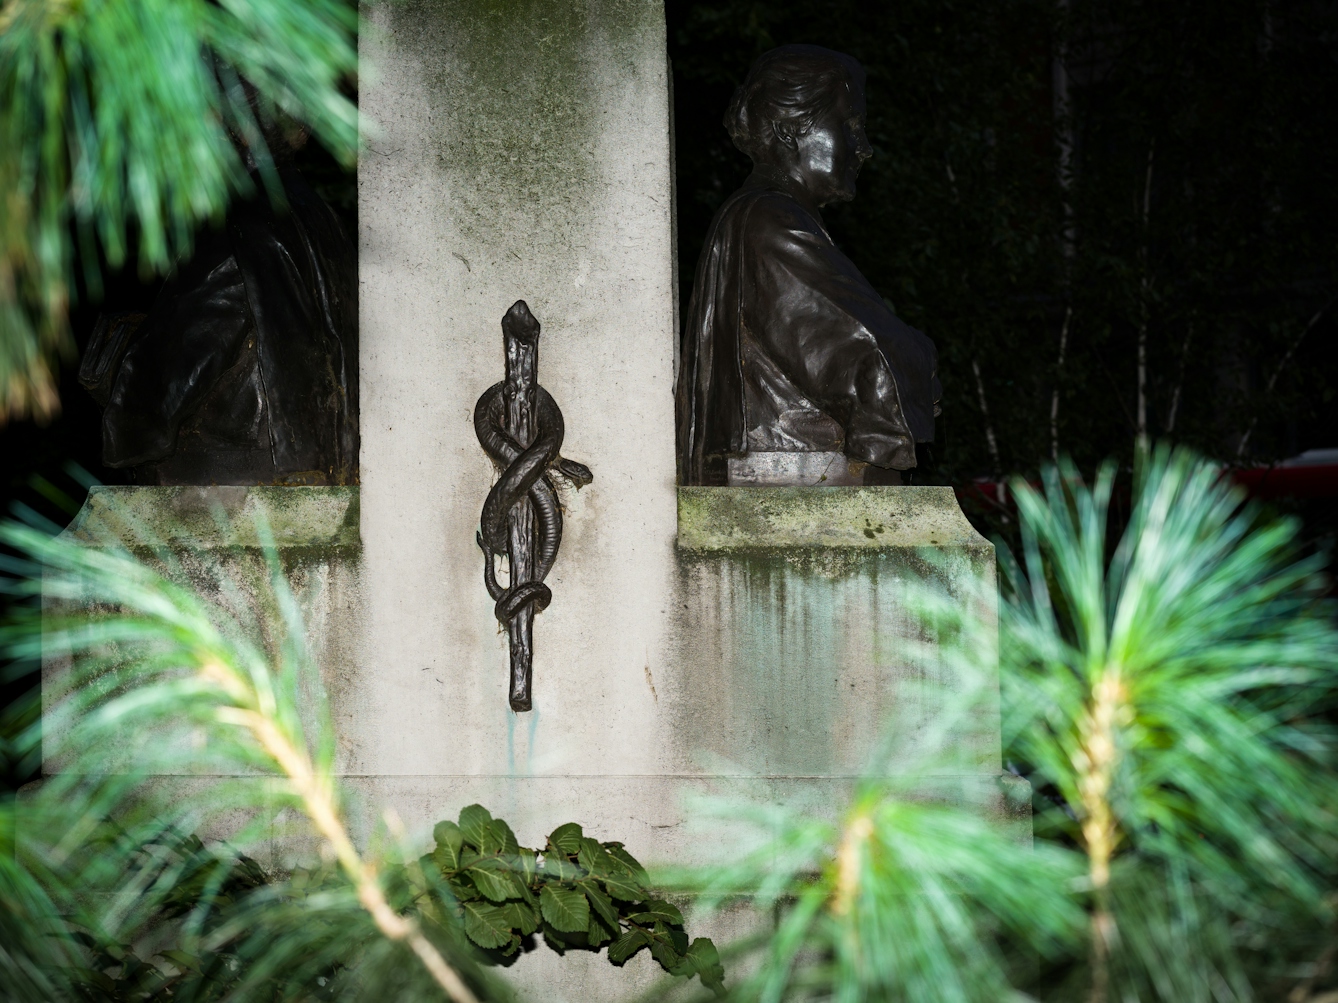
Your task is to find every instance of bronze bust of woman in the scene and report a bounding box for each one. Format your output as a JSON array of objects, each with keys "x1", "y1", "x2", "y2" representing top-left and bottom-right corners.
[
  {"x1": 79, "y1": 119, "x2": 358, "y2": 487},
  {"x1": 676, "y1": 45, "x2": 940, "y2": 486}
]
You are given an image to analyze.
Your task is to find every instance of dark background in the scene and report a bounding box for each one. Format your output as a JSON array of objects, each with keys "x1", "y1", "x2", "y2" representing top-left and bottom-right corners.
[
  {"x1": 5, "y1": 0, "x2": 1338, "y2": 794},
  {"x1": 668, "y1": 0, "x2": 1338, "y2": 479}
]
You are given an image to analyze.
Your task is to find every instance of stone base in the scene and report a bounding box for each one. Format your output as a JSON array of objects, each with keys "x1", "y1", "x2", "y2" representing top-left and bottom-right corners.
[
  {"x1": 42, "y1": 484, "x2": 1027, "y2": 1002},
  {"x1": 41, "y1": 486, "x2": 362, "y2": 769},
  {"x1": 671, "y1": 487, "x2": 1002, "y2": 777},
  {"x1": 44, "y1": 484, "x2": 1019, "y2": 823}
]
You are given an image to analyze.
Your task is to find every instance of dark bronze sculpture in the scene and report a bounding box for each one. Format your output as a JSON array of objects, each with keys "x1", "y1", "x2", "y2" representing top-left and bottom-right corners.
[
  {"x1": 80, "y1": 143, "x2": 358, "y2": 486},
  {"x1": 475, "y1": 301, "x2": 592, "y2": 712},
  {"x1": 676, "y1": 45, "x2": 941, "y2": 486}
]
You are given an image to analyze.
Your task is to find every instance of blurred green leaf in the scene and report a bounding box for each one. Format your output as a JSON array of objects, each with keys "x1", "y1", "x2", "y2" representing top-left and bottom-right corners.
[
  {"x1": 432, "y1": 838, "x2": 461, "y2": 875},
  {"x1": 465, "y1": 864, "x2": 514, "y2": 905},
  {"x1": 577, "y1": 835, "x2": 609, "y2": 875},
  {"x1": 628, "y1": 900, "x2": 684, "y2": 926},
  {"x1": 601, "y1": 873, "x2": 644, "y2": 903},
  {"x1": 671, "y1": 937, "x2": 726, "y2": 996},
  {"x1": 458, "y1": 804, "x2": 494, "y2": 851},
  {"x1": 501, "y1": 900, "x2": 538, "y2": 937},
  {"x1": 490, "y1": 818, "x2": 520, "y2": 856},
  {"x1": 586, "y1": 912, "x2": 614, "y2": 947},
  {"x1": 1001, "y1": 444, "x2": 1338, "y2": 999},
  {"x1": 608, "y1": 928, "x2": 650, "y2": 965},
  {"x1": 433, "y1": 819, "x2": 463, "y2": 852},
  {"x1": 577, "y1": 878, "x2": 619, "y2": 929}
]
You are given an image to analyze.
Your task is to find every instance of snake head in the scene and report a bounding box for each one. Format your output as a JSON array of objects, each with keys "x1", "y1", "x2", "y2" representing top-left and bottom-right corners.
[
  {"x1": 502, "y1": 300, "x2": 541, "y2": 346},
  {"x1": 553, "y1": 456, "x2": 593, "y2": 488}
]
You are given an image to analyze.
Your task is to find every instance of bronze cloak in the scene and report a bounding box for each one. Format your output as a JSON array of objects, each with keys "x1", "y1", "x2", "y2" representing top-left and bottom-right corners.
[{"x1": 100, "y1": 168, "x2": 358, "y2": 485}]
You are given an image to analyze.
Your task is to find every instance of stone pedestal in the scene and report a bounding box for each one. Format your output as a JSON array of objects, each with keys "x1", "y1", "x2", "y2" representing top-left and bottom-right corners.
[
  {"x1": 672, "y1": 486, "x2": 1003, "y2": 779},
  {"x1": 42, "y1": 486, "x2": 362, "y2": 771},
  {"x1": 44, "y1": 483, "x2": 1023, "y2": 1000}
]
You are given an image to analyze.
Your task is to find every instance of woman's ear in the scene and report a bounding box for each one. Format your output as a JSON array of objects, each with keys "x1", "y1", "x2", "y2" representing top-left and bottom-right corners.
[{"x1": 770, "y1": 120, "x2": 800, "y2": 152}]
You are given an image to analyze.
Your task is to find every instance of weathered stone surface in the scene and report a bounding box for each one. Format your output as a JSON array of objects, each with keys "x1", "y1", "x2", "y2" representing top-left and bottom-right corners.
[
  {"x1": 678, "y1": 485, "x2": 986, "y2": 550},
  {"x1": 725, "y1": 450, "x2": 864, "y2": 486},
  {"x1": 669, "y1": 487, "x2": 1001, "y2": 777},
  {"x1": 64, "y1": 484, "x2": 360, "y2": 549},
  {"x1": 355, "y1": 0, "x2": 679, "y2": 787},
  {"x1": 42, "y1": 486, "x2": 363, "y2": 776}
]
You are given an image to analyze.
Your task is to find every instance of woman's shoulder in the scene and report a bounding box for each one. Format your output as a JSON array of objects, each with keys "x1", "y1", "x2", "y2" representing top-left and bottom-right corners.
[
  {"x1": 710, "y1": 173, "x2": 816, "y2": 222},
  {"x1": 726, "y1": 184, "x2": 825, "y2": 247}
]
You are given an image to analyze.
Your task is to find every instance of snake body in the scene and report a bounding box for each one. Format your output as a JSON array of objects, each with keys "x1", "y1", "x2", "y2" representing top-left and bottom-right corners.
[{"x1": 474, "y1": 383, "x2": 592, "y2": 625}]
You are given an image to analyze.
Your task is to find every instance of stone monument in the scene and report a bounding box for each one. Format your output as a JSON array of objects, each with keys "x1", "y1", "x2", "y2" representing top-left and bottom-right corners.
[{"x1": 46, "y1": 10, "x2": 1023, "y2": 1002}]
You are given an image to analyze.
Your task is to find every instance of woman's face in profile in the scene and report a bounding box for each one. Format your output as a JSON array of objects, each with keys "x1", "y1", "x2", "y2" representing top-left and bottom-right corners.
[{"x1": 784, "y1": 82, "x2": 872, "y2": 206}]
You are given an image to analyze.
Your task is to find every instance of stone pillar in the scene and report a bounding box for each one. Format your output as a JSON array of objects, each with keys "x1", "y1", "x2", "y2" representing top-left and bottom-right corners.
[
  {"x1": 355, "y1": 0, "x2": 679, "y2": 788},
  {"x1": 355, "y1": 6, "x2": 689, "y2": 993}
]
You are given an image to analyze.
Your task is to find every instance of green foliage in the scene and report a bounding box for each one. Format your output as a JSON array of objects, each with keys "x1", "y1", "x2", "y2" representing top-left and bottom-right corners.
[
  {"x1": 421, "y1": 804, "x2": 725, "y2": 996},
  {"x1": 4, "y1": 437, "x2": 1337, "y2": 1000},
  {"x1": 0, "y1": 511, "x2": 502, "y2": 1002},
  {"x1": 1005, "y1": 444, "x2": 1337, "y2": 887},
  {"x1": 0, "y1": 0, "x2": 359, "y2": 420},
  {"x1": 58, "y1": 831, "x2": 351, "y2": 1001},
  {"x1": 0, "y1": 799, "x2": 375, "y2": 1002},
  {"x1": 0, "y1": 504, "x2": 726, "y2": 1001},
  {"x1": 29, "y1": 807, "x2": 721, "y2": 1002},
  {"x1": 655, "y1": 788, "x2": 1081, "y2": 1003},
  {"x1": 653, "y1": 445, "x2": 1338, "y2": 1002},
  {"x1": 1001, "y1": 443, "x2": 1338, "y2": 999}
]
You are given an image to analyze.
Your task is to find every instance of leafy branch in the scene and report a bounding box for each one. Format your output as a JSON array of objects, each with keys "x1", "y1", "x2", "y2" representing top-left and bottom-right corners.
[
  {"x1": 420, "y1": 804, "x2": 725, "y2": 996},
  {"x1": 204, "y1": 660, "x2": 481, "y2": 1003},
  {"x1": 2, "y1": 513, "x2": 490, "y2": 1002},
  {"x1": 1003, "y1": 444, "x2": 1338, "y2": 1000}
]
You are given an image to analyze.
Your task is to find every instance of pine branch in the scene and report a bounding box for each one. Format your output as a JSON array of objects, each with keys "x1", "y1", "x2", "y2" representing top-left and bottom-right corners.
[{"x1": 0, "y1": 0, "x2": 359, "y2": 421}]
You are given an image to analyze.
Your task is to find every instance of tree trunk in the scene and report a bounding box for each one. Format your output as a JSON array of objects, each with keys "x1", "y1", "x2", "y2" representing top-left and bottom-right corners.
[
  {"x1": 1051, "y1": 1, "x2": 1076, "y2": 460},
  {"x1": 972, "y1": 357, "x2": 1002, "y2": 479},
  {"x1": 1136, "y1": 143, "x2": 1154, "y2": 447}
]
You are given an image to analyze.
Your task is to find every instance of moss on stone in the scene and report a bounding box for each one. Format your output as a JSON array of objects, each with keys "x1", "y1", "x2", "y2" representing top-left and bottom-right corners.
[
  {"x1": 64, "y1": 486, "x2": 361, "y2": 550},
  {"x1": 378, "y1": 0, "x2": 663, "y2": 253},
  {"x1": 676, "y1": 486, "x2": 993, "y2": 553}
]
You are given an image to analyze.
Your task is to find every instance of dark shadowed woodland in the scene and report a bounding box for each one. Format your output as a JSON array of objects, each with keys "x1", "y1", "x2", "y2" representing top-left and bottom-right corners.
[{"x1": 669, "y1": 0, "x2": 1338, "y2": 478}]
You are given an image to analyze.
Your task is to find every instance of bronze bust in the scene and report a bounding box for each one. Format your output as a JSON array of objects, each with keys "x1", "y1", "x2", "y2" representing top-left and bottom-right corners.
[
  {"x1": 80, "y1": 131, "x2": 358, "y2": 486},
  {"x1": 676, "y1": 45, "x2": 940, "y2": 486}
]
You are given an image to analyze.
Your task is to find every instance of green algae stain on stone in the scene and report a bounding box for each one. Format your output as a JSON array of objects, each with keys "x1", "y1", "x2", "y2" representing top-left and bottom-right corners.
[
  {"x1": 64, "y1": 487, "x2": 361, "y2": 550},
  {"x1": 380, "y1": 0, "x2": 662, "y2": 253},
  {"x1": 676, "y1": 486, "x2": 992, "y2": 553},
  {"x1": 670, "y1": 486, "x2": 1001, "y2": 776}
]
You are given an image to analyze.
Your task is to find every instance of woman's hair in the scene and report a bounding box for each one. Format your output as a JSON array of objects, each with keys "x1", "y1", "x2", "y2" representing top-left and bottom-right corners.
[{"x1": 723, "y1": 45, "x2": 865, "y2": 162}]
